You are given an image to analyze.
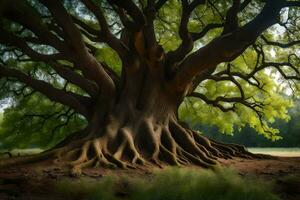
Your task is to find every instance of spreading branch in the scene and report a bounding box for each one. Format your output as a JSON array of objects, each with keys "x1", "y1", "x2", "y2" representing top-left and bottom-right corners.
[
  {"x1": 261, "y1": 35, "x2": 300, "y2": 48},
  {"x1": 174, "y1": 0, "x2": 286, "y2": 91},
  {"x1": 0, "y1": 65, "x2": 90, "y2": 117},
  {"x1": 50, "y1": 62, "x2": 99, "y2": 97},
  {"x1": 40, "y1": 0, "x2": 116, "y2": 97},
  {"x1": 165, "y1": 0, "x2": 206, "y2": 71}
]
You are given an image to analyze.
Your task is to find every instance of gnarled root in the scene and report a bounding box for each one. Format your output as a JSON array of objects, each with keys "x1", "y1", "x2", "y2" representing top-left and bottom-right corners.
[
  {"x1": 0, "y1": 118, "x2": 268, "y2": 176},
  {"x1": 51, "y1": 118, "x2": 267, "y2": 176}
]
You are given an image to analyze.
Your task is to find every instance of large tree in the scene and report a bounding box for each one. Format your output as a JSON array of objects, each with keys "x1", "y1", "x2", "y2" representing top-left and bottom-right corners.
[{"x1": 0, "y1": 0, "x2": 299, "y2": 175}]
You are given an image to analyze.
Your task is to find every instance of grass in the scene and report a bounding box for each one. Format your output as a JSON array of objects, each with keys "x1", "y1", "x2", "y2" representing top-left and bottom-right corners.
[
  {"x1": 54, "y1": 167, "x2": 279, "y2": 200},
  {"x1": 55, "y1": 176, "x2": 116, "y2": 200},
  {"x1": 277, "y1": 174, "x2": 300, "y2": 194}
]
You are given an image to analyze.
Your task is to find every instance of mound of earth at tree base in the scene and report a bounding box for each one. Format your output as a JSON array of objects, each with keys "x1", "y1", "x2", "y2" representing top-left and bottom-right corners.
[{"x1": 0, "y1": 156, "x2": 299, "y2": 200}]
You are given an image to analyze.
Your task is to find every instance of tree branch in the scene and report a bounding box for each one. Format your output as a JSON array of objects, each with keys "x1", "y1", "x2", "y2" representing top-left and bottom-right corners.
[
  {"x1": 50, "y1": 62, "x2": 99, "y2": 97},
  {"x1": 0, "y1": 65, "x2": 90, "y2": 117},
  {"x1": 191, "y1": 23, "x2": 224, "y2": 41},
  {"x1": 0, "y1": 27, "x2": 63, "y2": 62},
  {"x1": 79, "y1": 0, "x2": 129, "y2": 58},
  {"x1": 222, "y1": 0, "x2": 240, "y2": 35},
  {"x1": 108, "y1": 0, "x2": 146, "y2": 29},
  {"x1": 165, "y1": 0, "x2": 206, "y2": 74},
  {"x1": 261, "y1": 35, "x2": 300, "y2": 48},
  {"x1": 189, "y1": 92, "x2": 236, "y2": 112},
  {"x1": 174, "y1": 0, "x2": 286, "y2": 91},
  {"x1": 189, "y1": 92, "x2": 266, "y2": 117},
  {"x1": 0, "y1": 0, "x2": 67, "y2": 54},
  {"x1": 155, "y1": 0, "x2": 168, "y2": 11},
  {"x1": 40, "y1": 0, "x2": 116, "y2": 97}
]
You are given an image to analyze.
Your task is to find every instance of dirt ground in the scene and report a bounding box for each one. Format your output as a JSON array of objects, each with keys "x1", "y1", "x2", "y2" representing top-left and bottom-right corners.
[{"x1": 0, "y1": 156, "x2": 299, "y2": 200}]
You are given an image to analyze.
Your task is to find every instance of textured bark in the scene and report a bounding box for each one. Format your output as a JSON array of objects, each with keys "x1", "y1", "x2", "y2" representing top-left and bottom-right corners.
[
  {"x1": 0, "y1": 0, "x2": 285, "y2": 175},
  {"x1": 0, "y1": 66, "x2": 264, "y2": 176}
]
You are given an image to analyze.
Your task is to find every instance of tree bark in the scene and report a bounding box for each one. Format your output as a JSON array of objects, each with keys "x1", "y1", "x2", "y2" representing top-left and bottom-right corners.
[
  {"x1": 0, "y1": 64, "x2": 264, "y2": 176},
  {"x1": 0, "y1": 0, "x2": 283, "y2": 176}
]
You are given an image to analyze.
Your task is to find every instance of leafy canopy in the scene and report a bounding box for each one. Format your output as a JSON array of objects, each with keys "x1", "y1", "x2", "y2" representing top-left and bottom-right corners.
[{"x1": 0, "y1": 0, "x2": 299, "y2": 148}]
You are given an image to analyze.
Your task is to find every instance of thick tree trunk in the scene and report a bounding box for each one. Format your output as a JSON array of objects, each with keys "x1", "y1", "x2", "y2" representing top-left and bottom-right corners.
[
  {"x1": 0, "y1": 64, "x2": 264, "y2": 176},
  {"x1": 0, "y1": 0, "x2": 289, "y2": 178},
  {"x1": 44, "y1": 105, "x2": 259, "y2": 176}
]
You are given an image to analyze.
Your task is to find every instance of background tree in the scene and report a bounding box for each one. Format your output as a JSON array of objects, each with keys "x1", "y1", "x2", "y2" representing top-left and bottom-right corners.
[
  {"x1": 0, "y1": 0, "x2": 299, "y2": 175},
  {"x1": 190, "y1": 98, "x2": 300, "y2": 147}
]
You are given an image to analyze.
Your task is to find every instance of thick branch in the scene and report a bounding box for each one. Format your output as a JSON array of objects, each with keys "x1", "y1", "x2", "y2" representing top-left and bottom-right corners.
[
  {"x1": 39, "y1": 0, "x2": 90, "y2": 60},
  {"x1": 165, "y1": 0, "x2": 206, "y2": 65},
  {"x1": 79, "y1": 0, "x2": 129, "y2": 58},
  {"x1": 0, "y1": 27, "x2": 63, "y2": 62},
  {"x1": 174, "y1": 0, "x2": 285, "y2": 91},
  {"x1": 40, "y1": 0, "x2": 116, "y2": 97},
  {"x1": 50, "y1": 62, "x2": 99, "y2": 97},
  {"x1": 222, "y1": 0, "x2": 240, "y2": 35},
  {"x1": 155, "y1": 0, "x2": 168, "y2": 11},
  {"x1": 0, "y1": 0, "x2": 66, "y2": 54},
  {"x1": 108, "y1": 0, "x2": 145, "y2": 29},
  {"x1": 0, "y1": 65, "x2": 90, "y2": 117}
]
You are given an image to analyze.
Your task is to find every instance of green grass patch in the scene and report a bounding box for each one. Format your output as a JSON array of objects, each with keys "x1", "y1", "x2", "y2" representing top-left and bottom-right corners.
[{"x1": 54, "y1": 168, "x2": 279, "y2": 200}]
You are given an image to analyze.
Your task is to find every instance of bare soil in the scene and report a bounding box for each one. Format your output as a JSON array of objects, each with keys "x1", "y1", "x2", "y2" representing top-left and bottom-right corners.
[{"x1": 0, "y1": 156, "x2": 299, "y2": 200}]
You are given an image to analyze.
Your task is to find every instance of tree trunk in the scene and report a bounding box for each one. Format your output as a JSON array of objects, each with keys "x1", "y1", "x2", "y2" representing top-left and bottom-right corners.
[
  {"x1": 0, "y1": 0, "x2": 289, "y2": 177},
  {"x1": 0, "y1": 64, "x2": 263, "y2": 176}
]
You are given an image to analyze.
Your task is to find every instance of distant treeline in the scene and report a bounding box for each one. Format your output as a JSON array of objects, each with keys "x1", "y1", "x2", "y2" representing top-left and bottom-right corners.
[{"x1": 192, "y1": 100, "x2": 300, "y2": 147}]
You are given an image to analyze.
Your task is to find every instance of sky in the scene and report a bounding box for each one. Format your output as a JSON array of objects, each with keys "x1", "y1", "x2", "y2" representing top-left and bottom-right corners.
[{"x1": 0, "y1": 99, "x2": 11, "y2": 112}]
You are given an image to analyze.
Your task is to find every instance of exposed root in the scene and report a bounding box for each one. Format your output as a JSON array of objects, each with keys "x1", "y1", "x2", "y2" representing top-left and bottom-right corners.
[
  {"x1": 120, "y1": 128, "x2": 145, "y2": 165},
  {"x1": 0, "y1": 119, "x2": 270, "y2": 176}
]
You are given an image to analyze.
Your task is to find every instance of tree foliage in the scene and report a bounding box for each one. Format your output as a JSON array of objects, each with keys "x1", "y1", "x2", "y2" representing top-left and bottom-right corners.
[
  {"x1": 193, "y1": 98, "x2": 300, "y2": 147},
  {"x1": 0, "y1": 0, "x2": 299, "y2": 150}
]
